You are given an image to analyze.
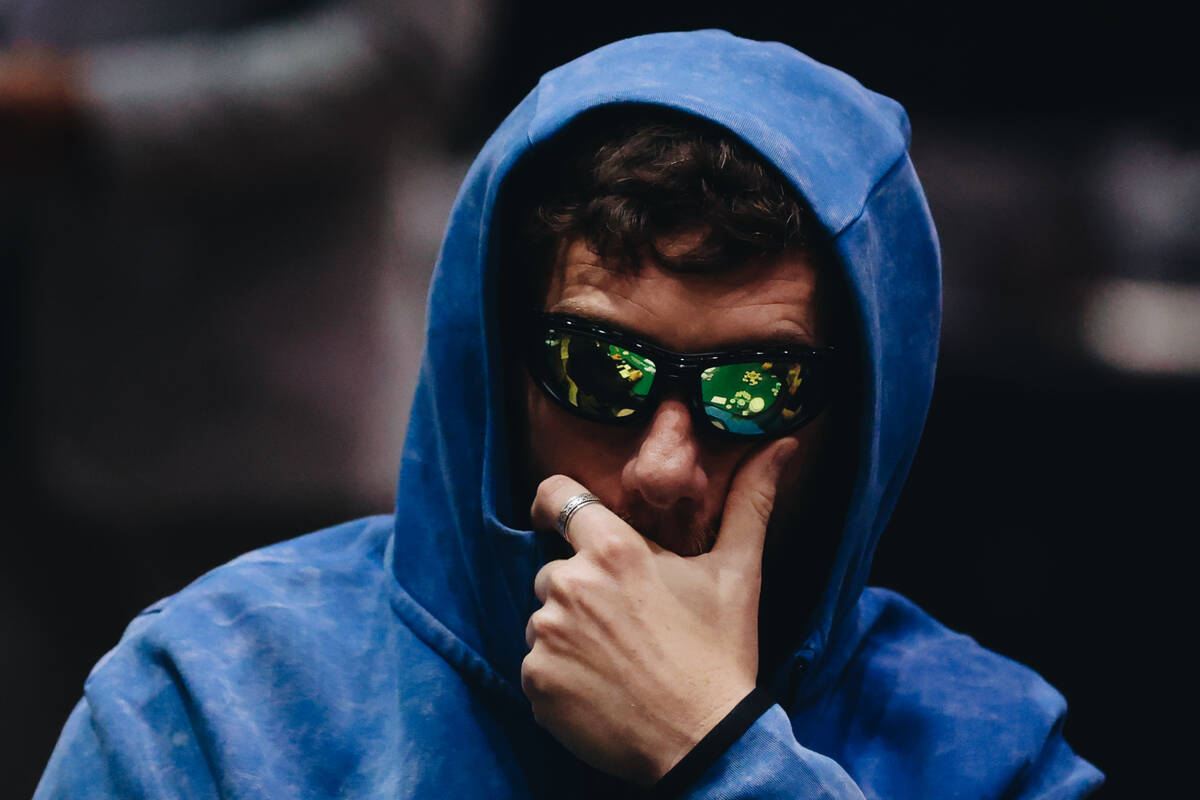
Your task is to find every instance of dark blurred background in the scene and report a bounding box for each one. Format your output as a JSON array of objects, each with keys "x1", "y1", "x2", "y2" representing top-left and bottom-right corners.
[{"x1": 3, "y1": 2, "x2": 1193, "y2": 797}]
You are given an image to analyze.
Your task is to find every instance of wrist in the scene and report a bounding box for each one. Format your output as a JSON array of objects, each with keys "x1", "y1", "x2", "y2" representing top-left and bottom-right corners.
[
  {"x1": 653, "y1": 688, "x2": 775, "y2": 797},
  {"x1": 647, "y1": 682, "x2": 756, "y2": 784}
]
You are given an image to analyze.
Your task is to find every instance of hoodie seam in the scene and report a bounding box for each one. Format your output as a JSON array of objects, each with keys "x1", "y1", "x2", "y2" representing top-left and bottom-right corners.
[{"x1": 831, "y1": 147, "x2": 909, "y2": 240}]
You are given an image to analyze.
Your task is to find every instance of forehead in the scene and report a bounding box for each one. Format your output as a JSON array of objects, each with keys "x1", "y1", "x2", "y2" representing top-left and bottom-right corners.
[{"x1": 541, "y1": 238, "x2": 828, "y2": 352}]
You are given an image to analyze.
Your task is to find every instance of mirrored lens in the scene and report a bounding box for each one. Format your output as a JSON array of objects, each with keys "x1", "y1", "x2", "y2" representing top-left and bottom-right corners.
[
  {"x1": 539, "y1": 331, "x2": 656, "y2": 420},
  {"x1": 700, "y1": 360, "x2": 807, "y2": 435}
]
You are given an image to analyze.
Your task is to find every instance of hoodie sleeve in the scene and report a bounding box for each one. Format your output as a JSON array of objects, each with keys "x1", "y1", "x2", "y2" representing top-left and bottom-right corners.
[
  {"x1": 664, "y1": 703, "x2": 1103, "y2": 800},
  {"x1": 665, "y1": 705, "x2": 866, "y2": 800}
]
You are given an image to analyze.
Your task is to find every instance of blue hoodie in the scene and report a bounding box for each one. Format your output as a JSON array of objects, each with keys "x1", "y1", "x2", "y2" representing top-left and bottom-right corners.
[{"x1": 36, "y1": 31, "x2": 1103, "y2": 799}]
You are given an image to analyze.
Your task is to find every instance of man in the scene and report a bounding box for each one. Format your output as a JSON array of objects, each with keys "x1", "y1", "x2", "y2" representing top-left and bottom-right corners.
[{"x1": 36, "y1": 31, "x2": 1102, "y2": 798}]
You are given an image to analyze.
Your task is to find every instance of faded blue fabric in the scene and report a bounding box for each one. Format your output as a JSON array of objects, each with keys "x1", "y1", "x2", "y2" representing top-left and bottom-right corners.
[{"x1": 37, "y1": 30, "x2": 1102, "y2": 799}]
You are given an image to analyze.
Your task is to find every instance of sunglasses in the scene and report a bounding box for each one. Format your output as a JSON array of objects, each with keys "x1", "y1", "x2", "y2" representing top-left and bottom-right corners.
[{"x1": 527, "y1": 313, "x2": 836, "y2": 438}]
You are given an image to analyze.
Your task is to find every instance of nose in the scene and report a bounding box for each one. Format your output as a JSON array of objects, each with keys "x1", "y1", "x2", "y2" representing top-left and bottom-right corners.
[{"x1": 620, "y1": 396, "x2": 709, "y2": 509}]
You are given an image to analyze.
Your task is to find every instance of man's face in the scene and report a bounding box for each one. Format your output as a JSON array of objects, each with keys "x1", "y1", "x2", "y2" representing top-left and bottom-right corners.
[{"x1": 523, "y1": 235, "x2": 833, "y2": 556}]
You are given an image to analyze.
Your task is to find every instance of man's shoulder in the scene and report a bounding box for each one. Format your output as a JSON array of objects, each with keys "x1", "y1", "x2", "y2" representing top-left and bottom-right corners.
[
  {"x1": 830, "y1": 587, "x2": 1072, "y2": 767},
  {"x1": 85, "y1": 515, "x2": 404, "y2": 694},
  {"x1": 42, "y1": 517, "x2": 507, "y2": 798},
  {"x1": 854, "y1": 586, "x2": 1063, "y2": 706},
  {"x1": 132, "y1": 514, "x2": 395, "y2": 625},
  {"x1": 787, "y1": 589, "x2": 1102, "y2": 797}
]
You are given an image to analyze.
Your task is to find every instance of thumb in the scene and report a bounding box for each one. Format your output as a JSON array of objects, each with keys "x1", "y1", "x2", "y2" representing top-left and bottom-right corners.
[{"x1": 710, "y1": 437, "x2": 799, "y2": 568}]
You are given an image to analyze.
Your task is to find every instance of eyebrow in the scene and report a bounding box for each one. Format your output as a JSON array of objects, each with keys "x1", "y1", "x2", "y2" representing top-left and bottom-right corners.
[{"x1": 545, "y1": 302, "x2": 820, "y2": 351}]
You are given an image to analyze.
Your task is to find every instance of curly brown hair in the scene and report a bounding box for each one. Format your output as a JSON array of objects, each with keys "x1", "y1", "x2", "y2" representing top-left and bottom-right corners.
[{"x1": 505, "y1": 105, "x2": 825, "y2": 276}]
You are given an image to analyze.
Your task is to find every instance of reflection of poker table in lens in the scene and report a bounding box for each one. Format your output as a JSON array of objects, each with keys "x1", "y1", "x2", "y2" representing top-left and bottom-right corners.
[
  {"x1": 558, "y1": 338, "x2": 657, "y2": 418},
  {"x1": 699, "y1": 361, "x2": 793, "y2": 434},
  {"x1": 558, "y1": 334, "x2": 802, "y2": 434}
]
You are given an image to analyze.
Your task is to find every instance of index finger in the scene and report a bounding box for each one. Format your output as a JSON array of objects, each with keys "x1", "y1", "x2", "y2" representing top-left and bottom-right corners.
[{"x1": 529, "y1": 474, "x2": 640, "y2": 554}]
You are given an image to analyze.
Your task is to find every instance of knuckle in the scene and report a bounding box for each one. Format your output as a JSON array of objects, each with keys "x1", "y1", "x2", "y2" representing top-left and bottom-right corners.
[
  {"x1": 520, "y1": 653, "x2": 554, "y2": 700},
  {"x1": 529, "y1": 607, "x2": 560, "y2": 639},
  {"x1": 533, "y1": 561, "x2": 557, "y2": 597},
  {"x1": 519, "y1": 655, "x2": 538, "y2": 695},
  {"x1": 548, "y1": 568, "x2": 583, "y2": 597},
  {"x1": 538, "y1": 474, "x2": 574, "y2": 500},
  {"x1": 593, "y1": 534, "x2": 636, "y2": 569},
  {"x1": 744, "y1": 486, "x2": 775, "y2": 525},
  {"x1": 530, "y1": 475, "x2": 577, "y2": 523}
]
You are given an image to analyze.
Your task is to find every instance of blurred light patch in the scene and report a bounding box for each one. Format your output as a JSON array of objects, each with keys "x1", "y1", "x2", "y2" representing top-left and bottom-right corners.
[{"x1": 1083, "y1": 279, "x2": 1200, "y2": 374}]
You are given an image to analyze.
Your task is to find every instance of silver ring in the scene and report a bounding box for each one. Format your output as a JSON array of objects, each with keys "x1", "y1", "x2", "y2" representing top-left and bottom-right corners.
[{"x1": 556, "y1": 492, "x2": 601, "y2": 538}]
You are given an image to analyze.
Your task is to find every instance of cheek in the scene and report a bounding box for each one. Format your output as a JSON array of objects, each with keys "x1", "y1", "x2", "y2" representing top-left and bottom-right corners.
[
  {"x1": 771, "y1": 414, "x2": 833, "y2": 522},
  {"x1": 523, "y1": 379, "x2": 555, "y2": 483},
  {"x1": 522, "y1": 378, "x2": 632, "y2": 490}
]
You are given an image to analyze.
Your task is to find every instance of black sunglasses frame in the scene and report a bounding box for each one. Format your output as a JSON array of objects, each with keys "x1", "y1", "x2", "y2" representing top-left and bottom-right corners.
[{"x1": 526, "y1": 313, "x2": 836, "y2": 439}]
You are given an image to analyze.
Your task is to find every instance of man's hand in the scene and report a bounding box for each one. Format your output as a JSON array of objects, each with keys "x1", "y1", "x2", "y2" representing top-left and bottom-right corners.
[{"x1": 522, "y1": 437, "x2": 798, "y2": 787}]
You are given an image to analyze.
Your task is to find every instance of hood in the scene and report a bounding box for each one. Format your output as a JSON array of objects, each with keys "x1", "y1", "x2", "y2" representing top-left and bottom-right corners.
[{"x1": 390, "y1": 30, "x2": 941, "y2": 703}]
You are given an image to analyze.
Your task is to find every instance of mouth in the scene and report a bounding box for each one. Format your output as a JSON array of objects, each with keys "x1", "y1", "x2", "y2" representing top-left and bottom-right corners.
[{"x1": 617, "y1": 503, "x2": 717, "y2": 557}]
